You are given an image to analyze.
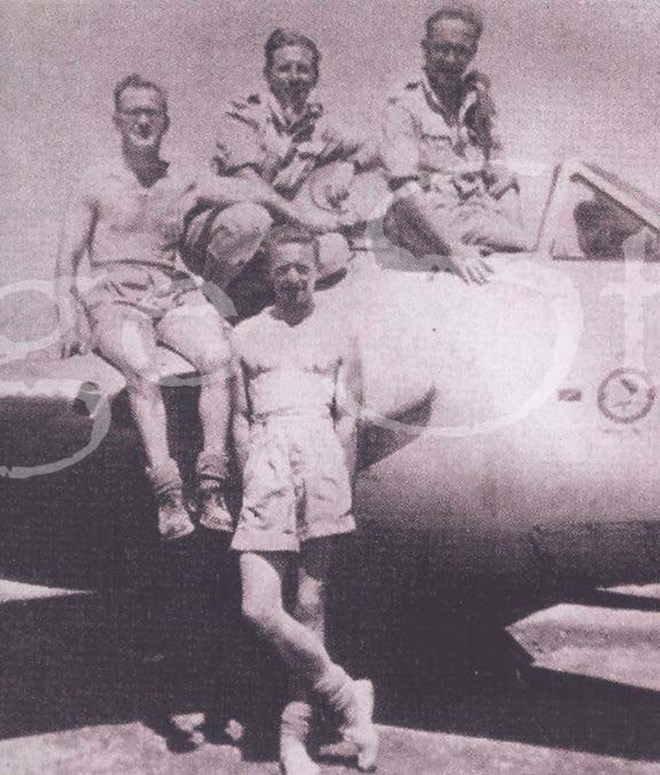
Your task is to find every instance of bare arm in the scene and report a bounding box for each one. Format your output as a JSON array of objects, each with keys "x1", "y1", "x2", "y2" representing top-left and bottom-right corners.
[
  {"x1": 195, "y1": 171, "x2": 343, "y2": 235},
  {"x1": 231, "y1": 357, "x2": 251, "y2": 479},
  {"x1": 55, "y1": 185, "x2": 96, "y2": 357},
  {"x1": 313, "y1": 125, "x2": 381, "y2": 208},
  {"x1": 334, "y1": 334, "x2": 364, "y2": 485}
]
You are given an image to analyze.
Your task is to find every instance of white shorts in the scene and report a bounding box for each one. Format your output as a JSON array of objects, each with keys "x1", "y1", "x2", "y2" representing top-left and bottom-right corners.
[{"x1": 231, "y1": 416, "x2": 355, "y2": 553}]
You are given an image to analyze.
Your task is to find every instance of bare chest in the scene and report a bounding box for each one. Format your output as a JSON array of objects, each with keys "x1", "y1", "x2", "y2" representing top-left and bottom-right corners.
[{"x1": 95, "y1": 176, "x2": 195, "y2": 242}]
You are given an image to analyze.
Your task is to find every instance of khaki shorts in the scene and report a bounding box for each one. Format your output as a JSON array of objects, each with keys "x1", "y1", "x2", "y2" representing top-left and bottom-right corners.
[
  {"x1": 231, "y1": 416, "x2": 355, "y2": 553},
  {"x1": 384, "y1": 188, "x2": 527, "y2": 259},
  {"x1": 79, "y1": 263, "x2": 233, "y2": 374},
  {"x1": 82, "y1": 264, "x2": 207, "y2": 323}
]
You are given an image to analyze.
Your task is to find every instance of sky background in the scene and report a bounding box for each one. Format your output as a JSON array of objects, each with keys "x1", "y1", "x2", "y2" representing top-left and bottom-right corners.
[{"x1": 1, "y1": 0, "x2": 659, "y2": 287}]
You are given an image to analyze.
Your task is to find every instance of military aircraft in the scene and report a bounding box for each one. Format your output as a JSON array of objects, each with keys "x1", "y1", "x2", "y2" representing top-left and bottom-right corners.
[{"x1": 2, "y1": 158, "x2": 660, "y2": 706}]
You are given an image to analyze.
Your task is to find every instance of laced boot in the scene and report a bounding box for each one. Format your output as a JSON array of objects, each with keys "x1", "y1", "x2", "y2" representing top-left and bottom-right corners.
[
  {"x1": 147, "y1": 460, "x2": 195, "y2": 541},
  {"x1": 196, "y1": 452, "x2": 233, "y2": 532},
  {"x1": 279, "y1": 702, "x2": 319, "y2": 775}
]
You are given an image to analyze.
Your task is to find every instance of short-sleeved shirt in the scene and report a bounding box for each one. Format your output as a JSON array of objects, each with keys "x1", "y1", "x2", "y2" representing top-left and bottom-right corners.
[
  {"x1": 79, "y1": 159, "x2": 217, "y2": 271},
  {"x1": 212, "y1": 92, "x2": 362, "y2": 199},
  {"x1": 381, "y1": 70, "x2": 504, "y2": 201}
]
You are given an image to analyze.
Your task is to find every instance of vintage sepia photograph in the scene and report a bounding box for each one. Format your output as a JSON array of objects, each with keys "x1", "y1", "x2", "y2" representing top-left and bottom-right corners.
[{"x1": 1, "y1": 1, "x2": 660, "y2": 773}]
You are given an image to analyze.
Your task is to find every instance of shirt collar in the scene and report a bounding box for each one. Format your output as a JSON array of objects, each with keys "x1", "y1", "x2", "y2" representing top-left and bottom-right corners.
[
  {"x1": 107, "y1": 156, "x2": 173, "y2": 185},
  {"x1": 420, "y1": 70, "x2": 478, "y2": 124},
  {"x1": 267, "y1": 93, "x2": 324, "y2": 137}
]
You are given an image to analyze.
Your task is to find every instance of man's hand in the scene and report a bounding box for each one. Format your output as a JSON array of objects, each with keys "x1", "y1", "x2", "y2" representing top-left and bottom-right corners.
[
  {"x1": 60, "y1": 328, "x2": 84, "y2": 359},
  {"x1": 295, "y1": 206, "x2": 341, "y2": 235},
  {"x1": 322, "y1": 161, "x2": 354, "y2": 210},
  {"x1": 448, "y1": 253, "x2": 493, "y2": 285},
  {"x1": 58, "y1": 298, "x2": 88, "y2": 358},
  {"x1": 485, "y1": 163, "x2": 518, "y2": 201}
]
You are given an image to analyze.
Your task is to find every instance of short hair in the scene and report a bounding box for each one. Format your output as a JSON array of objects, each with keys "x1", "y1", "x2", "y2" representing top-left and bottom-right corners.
[
  {"x1": 264, "y1": 28, "x2": 321, "y2": 73},
  {"x1": 113, "y1": 73, "x2": 168, "y2": 112},
  {"x1": 263, "y1": 225, "x2": 320, "y2": 265},
  {"x1": 425, "y1": 4, "x2": 484, "y2": 39}
]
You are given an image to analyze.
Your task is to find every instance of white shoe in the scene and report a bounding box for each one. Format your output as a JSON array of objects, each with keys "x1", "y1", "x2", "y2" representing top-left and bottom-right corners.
[
  {"x1": 339, "y1": 679, "x2": 378, "y2": 772},
  {"x1": 279, "y1": 744, "x2": 320, "y2": 775},
  {"x1": 280, "y1": 701, "x2": 319, "y2": 775}
]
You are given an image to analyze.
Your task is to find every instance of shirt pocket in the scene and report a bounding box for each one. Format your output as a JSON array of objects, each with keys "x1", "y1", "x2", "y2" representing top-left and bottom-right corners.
[
  {"x1": 417, "y1": 114, "x2": 458, "y2": 171},
  {"x1": 418, "y1": 112, "x2": 453, "y2": 142}
]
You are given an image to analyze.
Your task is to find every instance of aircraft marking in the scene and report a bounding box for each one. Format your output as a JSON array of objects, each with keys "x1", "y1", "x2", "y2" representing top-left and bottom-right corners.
[{"x1": 597, "y1": 367, "x2": 655, "y2": 424}]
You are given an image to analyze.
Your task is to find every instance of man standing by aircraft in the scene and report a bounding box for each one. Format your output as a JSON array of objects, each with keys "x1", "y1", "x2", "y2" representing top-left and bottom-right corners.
[
  {"x1": 184, "y1": 27, "x2": 372, "y2": 316},
  {"x1": 231, "y1": 226, "x2": 377, "y2": 774},
  {"x1": 381, "y1": 4, "x2": 527, "y2": 283},
  {"x1": 56, "y1": 74, "x2": 339, "y2": 541}
]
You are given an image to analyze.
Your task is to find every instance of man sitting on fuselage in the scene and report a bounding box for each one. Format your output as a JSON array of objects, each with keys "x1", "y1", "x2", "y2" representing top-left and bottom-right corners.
[
  {"x1": 381, "y1": 4, "x2": 527, "y2": 283},
  {"x1": 184, "y1": 28, "x2": 373, "y2": 317},
  {"x1": 56, "y1": 74, "x2": 339, "y2": 541}
]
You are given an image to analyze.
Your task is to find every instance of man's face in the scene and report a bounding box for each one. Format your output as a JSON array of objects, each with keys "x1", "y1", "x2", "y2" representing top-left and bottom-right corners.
[
  {"x1": 269, "y1": 241, "x2": 318, "y2": 310},
  {"x1": 265, "y1": 44, "x2": 318, "y2": 105},
  {"x1": 114, "y1": 87, "x2": 168, "y2": 150},
  {"x1": 423, "y1": 17, "x2": 479, "y2": 81}
]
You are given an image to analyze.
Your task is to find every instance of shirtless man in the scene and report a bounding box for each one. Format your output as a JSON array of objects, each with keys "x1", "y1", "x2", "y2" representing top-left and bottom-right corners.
[
  {"x1": 381, "y1": 4, "x2": 527, "y2": 282},
  {"x1": 231, "y1": 226, "x2": 377, "y2": 774},
  {"x1": 56, "y1": 74, "x2": 338, "y2": 541}
]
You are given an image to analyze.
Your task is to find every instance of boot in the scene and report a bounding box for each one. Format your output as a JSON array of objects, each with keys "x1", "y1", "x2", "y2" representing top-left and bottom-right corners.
[
  {"x1": 279, "y1": 702, "x2": 319, "y2": 775},
  {"x1": 147, "y1": 460, "x2": 195, "y2": 541},
  {"x1": 195, "y1": 452, "x2": 233, "y2": 532}
]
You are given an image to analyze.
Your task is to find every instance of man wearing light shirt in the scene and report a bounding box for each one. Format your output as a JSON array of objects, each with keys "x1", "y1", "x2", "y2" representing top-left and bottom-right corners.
[
  {"x1": 381, "y1": 4, "x2": 527, "y2": 284},
  {"x1": 184, "y1": 28, "x2": 373, "y2": 316}
]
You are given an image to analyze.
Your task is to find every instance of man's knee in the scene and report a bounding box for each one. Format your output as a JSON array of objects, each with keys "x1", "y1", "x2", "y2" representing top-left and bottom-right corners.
[
  {"x1": 164, "y1": 319, "x2": 233, "y2": 376},
  {"x1": 194, "y1": 349, "x2": 231, "y2": 377},
  {"x1": 179, "y1": 336, "x2": 231, "y2": 376},
  {"x1": 93, "y1": 317, "x2": 161, "y2": 389},
  {"x1": 207, "y1": 203, "x2": 273, "y2": 260},
  {"x1": 461, "y1": 214, "x2": 528, "y2": 252},
  {"x1": 295, "y1": 586, "x2": 324, "y2": 630},
  {"x1": 183, "y1": 203, "x2": 274, "y2": 277},
  {"x1": 122, "y1": 364, "x2": 162, "y2": 394},
  {"x1": 242, "y1": 594, "x2": 282, "y2": 636}
]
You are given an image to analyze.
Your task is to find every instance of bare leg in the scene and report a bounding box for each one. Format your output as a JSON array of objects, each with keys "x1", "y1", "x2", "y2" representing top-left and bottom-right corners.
[
  {"x1": 157, "y1": 305, "x2": 232, "y2": 463},
  {"x1": 241, "y1": 550, "x2": 328, "y2": 774},
  {"x1": 92, "y1": 308, "x2": 192, "y2": 538},
  {"x1": 281, "y1": 540, "x2": 334, "y2": 773},
  {"x1": 94, "y1": 309, "x2": 170, "y2": 468},
  {"x1": 240, "y1": 551, "x2": 337, "y2": 685},
  {"x1": 129, "y1": 382, "x2": 170, "y2": 469},
  {"x1": 157, "y1": 303, "x2": 234, "y2": 532},
  {"x1": 241, "y1": 546, "x2": 377, "y2": 771},
  {"x1": 288, "y1": 539, "x2": 332, "y2": 698}
]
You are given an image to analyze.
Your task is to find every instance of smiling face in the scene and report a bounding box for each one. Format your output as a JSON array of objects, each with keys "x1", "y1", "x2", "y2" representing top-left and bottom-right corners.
[
  {"x1": 423, "y1": 16, "x2": 479, "y2": 83},
  {"x1": 113, "y1": 86, "x2": 169, "y2": 152},
  {"x1": 265, "y1": 43, "x2": 318, "y2": 106},
  {"x1": 268, "y1": 239, "x2": 318, "y2": 312}
]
